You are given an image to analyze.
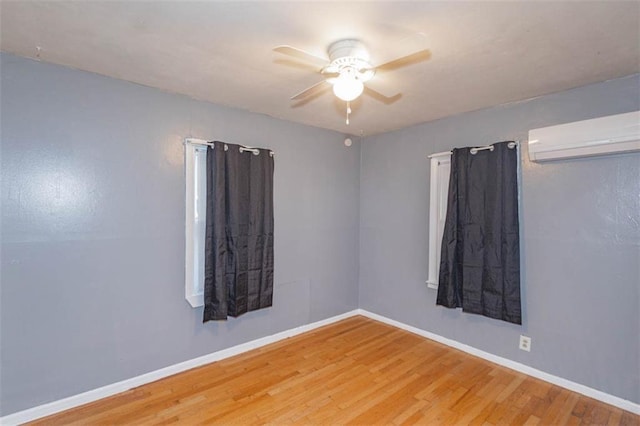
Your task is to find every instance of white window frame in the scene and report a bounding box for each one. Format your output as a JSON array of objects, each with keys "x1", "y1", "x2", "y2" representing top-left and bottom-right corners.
[
  {"x1": 185, "y1": 142, "x2": 207, "y2": 307},
  {"x1": 427, "y1": 151, "x2": 451, "y2": 289}
]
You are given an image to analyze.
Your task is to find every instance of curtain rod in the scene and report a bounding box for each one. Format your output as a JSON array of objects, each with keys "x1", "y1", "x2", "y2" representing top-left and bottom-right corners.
[
  {"x1": 428, "y1": 141, "x2": 518, "y2": 158},
  {"x1": 184, "y1": 138, "x2": 274, "y2": 156}
]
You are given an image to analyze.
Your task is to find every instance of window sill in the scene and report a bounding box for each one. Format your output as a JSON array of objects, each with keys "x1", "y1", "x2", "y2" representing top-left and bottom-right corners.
[{"x1": 186, "y1": 293, "x2": 204, "y2": 308}]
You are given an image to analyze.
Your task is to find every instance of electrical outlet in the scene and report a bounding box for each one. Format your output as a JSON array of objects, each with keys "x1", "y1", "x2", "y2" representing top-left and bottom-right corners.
[{"x1": 519, "y1": 335, "x2": 531, "y2": 352}]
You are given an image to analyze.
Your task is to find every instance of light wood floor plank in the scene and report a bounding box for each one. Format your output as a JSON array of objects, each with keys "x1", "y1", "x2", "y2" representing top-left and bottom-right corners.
[{"x1": 29, "y1": 316, "x2": 639, "y2": 426}]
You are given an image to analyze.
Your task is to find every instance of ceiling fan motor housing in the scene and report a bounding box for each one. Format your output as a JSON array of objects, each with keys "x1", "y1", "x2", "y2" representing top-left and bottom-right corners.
[
  {"x1": 325, "y1": 39, "x2": 375, "y2": 82},
  {"x1": 328, "y1": 39, "x2": 369, "y2": 62}
]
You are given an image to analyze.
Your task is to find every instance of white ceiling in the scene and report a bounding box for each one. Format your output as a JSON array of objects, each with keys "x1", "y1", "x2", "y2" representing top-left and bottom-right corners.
[{"x1": 1, "y1": 1, "x2": 639, "y2": 136}]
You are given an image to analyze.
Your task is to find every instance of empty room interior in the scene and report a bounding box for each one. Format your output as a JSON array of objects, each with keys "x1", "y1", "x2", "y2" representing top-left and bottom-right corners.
[{"x1": 1, "y1": 1, "x2": 639, "y2": 425}]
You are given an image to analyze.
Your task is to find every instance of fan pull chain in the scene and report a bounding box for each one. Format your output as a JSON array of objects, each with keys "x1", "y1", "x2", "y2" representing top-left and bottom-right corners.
[{"x1": 346, "y1": 102, "x2": 352, "y2": 125}]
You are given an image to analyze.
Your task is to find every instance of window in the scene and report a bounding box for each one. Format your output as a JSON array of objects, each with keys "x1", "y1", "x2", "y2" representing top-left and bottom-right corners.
[
  {"x1": 185, "y1": 142, "x2": 207, "y2": 307},
  {"x1": 427, "y1": 151, "x2": 451, "y2": 289},
  {"x1": 184, "y1": 139, "x2": 275, "y2": 315}
]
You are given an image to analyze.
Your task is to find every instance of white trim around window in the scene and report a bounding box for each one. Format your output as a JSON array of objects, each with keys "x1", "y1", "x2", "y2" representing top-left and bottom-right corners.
[
  {"x1": 185, "y1": 143, "x2": 206, "y2": 307},
  {"x1": 427, "y1": 151, "x2": 451, "y2": 290}
]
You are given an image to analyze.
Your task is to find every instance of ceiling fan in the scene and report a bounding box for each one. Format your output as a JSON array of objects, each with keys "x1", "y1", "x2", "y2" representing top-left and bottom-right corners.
[{"x1": 273, "y1": 35, "x2": 431, "y2": 125}]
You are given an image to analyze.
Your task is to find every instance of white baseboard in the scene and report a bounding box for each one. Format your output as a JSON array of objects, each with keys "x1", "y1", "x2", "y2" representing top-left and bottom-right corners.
[
  {"x1": 0, "y1": 310, "x2": 360, "y2": 425},
  {"x1": 356, "y1": 309, "x2": 640, "y2": 415},
  {"x1": 2, "y1": 308, "x2": 637, "y2": 424}
]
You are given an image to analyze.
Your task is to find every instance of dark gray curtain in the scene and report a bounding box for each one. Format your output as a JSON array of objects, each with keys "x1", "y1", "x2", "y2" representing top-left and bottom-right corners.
[
  {"x1": 203, "y1": 141, "x2": 274, "y2": 322},
  {"x1": 436, "y1": 141, "x2": 521, "y2": 324}
]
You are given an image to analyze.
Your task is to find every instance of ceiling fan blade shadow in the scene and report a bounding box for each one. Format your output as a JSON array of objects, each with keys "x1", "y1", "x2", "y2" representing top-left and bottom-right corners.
[
  {"x1": 291, "y1": 80, "x2": 331, "y2": 106},
  {"x1": 274, "y1": 45, "x2": 329, "y2": 67},
  {"x1": 292, "y1": 87, "x2": 332, "y2": 108},
  {"x1": 376, "y1": 49, "x2": 431, "y2": 72},
  {"x1": 364, "y1": 86, "x2": 402, "y2": 105}
]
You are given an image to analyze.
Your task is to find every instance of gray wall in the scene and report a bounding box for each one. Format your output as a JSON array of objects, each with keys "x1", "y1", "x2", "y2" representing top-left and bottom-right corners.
[
  {"x1": 0, "y1": 53, "x2": 360, "y2": 415},
  {"x1": 359, "y1": 74, "x2": 640, "y2": 403},
  {"x1": 1, "y1": 52, "x2": 639, "y2": 416}
]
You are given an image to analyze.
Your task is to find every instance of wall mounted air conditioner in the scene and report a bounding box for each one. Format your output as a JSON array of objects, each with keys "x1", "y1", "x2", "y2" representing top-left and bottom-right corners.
[{"x1": 528, "y1": 111, "x2": 640, "y2": 162}]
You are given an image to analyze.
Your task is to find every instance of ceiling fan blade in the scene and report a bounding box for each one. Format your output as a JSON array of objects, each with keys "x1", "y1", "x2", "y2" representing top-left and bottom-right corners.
[
  {"x1": 376, "y1": 49, "x2": 431, "y2": 72},
  {"x1": 274, "y1": 58, "x2": 323, "y2": 73},
  {"x1": 320, "y1": 71, "x2": 340, "y2": 79},
  {"x1": 274, "y1": 45, "x2": 329, "y2": 67},
  {"x1": 364, "y1": 86, "x2": 402, "y2": 105},
  {"x1": 291, "y1": 80, "x2": 330, "y2": 101},
  {"x1": 371, "y1": 32, "x2": 430, "y2": 70},
  {"x1": 364, "y1": 75, "x2": 399, "y2": 99}
]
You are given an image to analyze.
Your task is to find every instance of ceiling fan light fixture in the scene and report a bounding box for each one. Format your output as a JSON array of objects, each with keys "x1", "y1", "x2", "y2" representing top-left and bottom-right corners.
[{"x1": 333, "y1": 75, "x2": 364, "y2": 101}]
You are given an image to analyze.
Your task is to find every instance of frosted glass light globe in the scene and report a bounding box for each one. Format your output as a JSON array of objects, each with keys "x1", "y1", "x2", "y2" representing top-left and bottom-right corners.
[{"x1": 333, "y1": 76, "x2": 364, "y2": 101}]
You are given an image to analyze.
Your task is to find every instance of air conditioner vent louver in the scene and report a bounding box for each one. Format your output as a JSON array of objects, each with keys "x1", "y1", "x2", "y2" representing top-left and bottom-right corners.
[{"x1": 528, "y1": 111, "x2": 640, "y2": 162}]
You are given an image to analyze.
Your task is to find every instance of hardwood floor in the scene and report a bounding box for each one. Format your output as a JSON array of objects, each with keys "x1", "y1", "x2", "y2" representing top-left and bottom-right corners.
[{"x1": 31, "y1": 316, "x2": 639, "y2": 425}]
